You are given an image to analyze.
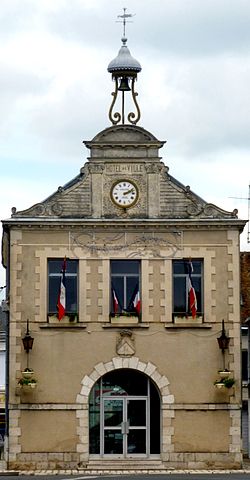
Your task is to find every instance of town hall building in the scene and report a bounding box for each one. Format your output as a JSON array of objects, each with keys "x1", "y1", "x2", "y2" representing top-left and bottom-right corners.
[{"x1": 1, "y1": 16, "x2": 247, "y2": 472}]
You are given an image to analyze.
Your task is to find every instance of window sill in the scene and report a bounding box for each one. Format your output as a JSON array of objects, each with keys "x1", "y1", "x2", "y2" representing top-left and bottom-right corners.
[
  {"x1": 103, "y1": 323, "x2": 149, "y2": 329},
  {"x1": 165, "y1": 323, "x2": 212, "y2": 329},
  {"x1": 40, "y1": 323, "x2": 87, "y2": 329}
]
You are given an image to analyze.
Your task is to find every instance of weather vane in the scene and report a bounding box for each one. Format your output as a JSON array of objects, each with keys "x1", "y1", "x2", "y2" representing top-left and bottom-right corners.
[
  {"x1": 117, "y1": 7, "x2": 135, "y2": 37},
  {"x1": 107, "y1": 8, "x2": 141, "y2": 125}
]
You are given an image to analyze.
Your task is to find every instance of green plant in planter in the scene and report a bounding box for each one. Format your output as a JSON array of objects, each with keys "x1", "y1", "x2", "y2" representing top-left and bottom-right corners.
[
  {"x1": 18, "y1": 377, "x2": 37, "y2": 386},
  {"x1": 223, "y1": 377, "x2": 235, "y2": 388},
  {"x1": 214, "y1": 377, "x2": 235, "y2": 389},
  {"x1": 111, "y1": 311, "x2": 139, "y2": 318}
]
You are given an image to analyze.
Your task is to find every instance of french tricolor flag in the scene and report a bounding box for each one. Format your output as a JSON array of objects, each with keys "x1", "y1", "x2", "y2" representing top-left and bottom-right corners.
[
  {"x1": 57, "y1": 257, "x2": 66, "y2": 320},
  {"x1": 187, "y1": 260, "x2": 197, "y2": 318},
  {"x1": 112, "y1": 289, "x2": 119, "y2": 314},
  {"x1": 133, "y1": 289, "x2": 141, "y2": 315}
]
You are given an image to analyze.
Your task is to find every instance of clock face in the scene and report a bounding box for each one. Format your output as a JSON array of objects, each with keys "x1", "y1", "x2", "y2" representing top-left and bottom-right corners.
[{"x1": 111, "y1": 180, "x2": 139, "y2": 208}]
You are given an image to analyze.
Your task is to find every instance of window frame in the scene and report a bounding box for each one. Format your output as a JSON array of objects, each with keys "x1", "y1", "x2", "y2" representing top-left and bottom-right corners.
[
  {"x1": 172, "y1": 259, "x2": 203, "y2": 319},
  {"x1": 110, "y1": 259, "x2": 141, "y2": 317},
  {"x1": 47, "y1": 258, "x2": 78, "y2": 317}
]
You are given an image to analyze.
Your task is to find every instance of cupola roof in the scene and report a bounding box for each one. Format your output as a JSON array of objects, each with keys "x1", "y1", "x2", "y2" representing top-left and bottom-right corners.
[{"x1": 107, "y1": 37, "x2": 142, "y2": 74}]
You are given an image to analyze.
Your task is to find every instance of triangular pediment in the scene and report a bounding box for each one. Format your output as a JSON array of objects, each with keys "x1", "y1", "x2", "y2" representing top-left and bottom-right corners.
[{"x1": 10, "y1": 126, "x2": 238, "y2": 222}]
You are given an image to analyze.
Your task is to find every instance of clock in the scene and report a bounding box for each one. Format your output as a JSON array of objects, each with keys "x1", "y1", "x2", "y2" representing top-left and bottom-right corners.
[{"x1": 111, "y1": 180, "x2": 139, "y2": 208}]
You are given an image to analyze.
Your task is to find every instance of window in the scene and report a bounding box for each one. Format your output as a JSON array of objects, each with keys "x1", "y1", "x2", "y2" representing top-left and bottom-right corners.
[
  {"x1": 173, "y1": 259, "x2": 203, "y2": 317},
  {"x1": 110, "y1": 260, "x2": 140, "y2": 315},
  {"x1": 48, "y1": 259, "x2": 78, "y2": 315}
]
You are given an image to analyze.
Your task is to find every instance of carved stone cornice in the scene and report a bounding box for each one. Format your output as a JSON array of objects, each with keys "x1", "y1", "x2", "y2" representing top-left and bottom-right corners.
[
  {"x1": 87, "y1": 164, "x2": 105, "y2": 174},
  {"x1": 186, "y1": 202, "x2": 238, "y2": 219},
  {"x1": 145, "y1": 163, "x2": 164, "y2": 174}
]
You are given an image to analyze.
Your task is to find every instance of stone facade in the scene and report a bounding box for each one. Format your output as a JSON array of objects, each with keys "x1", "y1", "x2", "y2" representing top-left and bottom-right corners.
[{"x1": 2, "y1": 124, "x2": 246, "y2": 471}]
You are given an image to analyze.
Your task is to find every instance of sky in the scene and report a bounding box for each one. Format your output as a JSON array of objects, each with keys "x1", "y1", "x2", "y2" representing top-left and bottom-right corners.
[{"x1": 0, "y1": 0, "x2": 250, "y2": 297}]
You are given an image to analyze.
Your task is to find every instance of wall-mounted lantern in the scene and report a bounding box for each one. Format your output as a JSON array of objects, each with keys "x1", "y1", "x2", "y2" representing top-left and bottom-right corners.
[
  {"x1": 217, "y1": 319, "x2": 230, "y2": 371},
  {"x1": 217, "y1": 319, "x2": 230, "y2": 353},
  {"x1": 22, "y1": 319, "x2": 34, "y2": 353}
]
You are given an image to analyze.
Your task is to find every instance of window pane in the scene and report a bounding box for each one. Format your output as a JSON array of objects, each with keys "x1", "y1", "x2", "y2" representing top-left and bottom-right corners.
[
  {"x1": 191, "y1": 260, "x2": 201, "y2": 274},
  {"x1": 111, "y1": 277, "x2": 124, "y2": 312},
  {"x1": 66, "y1": 277, "x2": 78, "y2": 312},
  {"x1": 48, "y1": 277, "x2": 60, "y2": 312},
  {"x1": 111, "y1": 260, "x2": 139, "y2": 274},
  {"x1": 48, "y1": 259, "x2": 78, "y2": 274},
  {"x1": 173, "y1": 277, "x2": 186, "y2": 312},
  {"x1": 173, "y1": 261, "x2": 186, "y2": 274},
  {"x1": 173, "y1": 259, "x2": 201, "y2": 275},
  {"x1": 192, "y1": 277, "x2": 202, "y2": 313},
  {"x1": 102, "y1": 370, "x2": 147, "y2": 396},
  {"x1": 126, "y1": 277, "x2": 139, "y2": 310}
]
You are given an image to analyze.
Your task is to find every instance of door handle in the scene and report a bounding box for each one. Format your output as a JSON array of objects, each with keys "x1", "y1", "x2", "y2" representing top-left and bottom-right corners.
[
  {"x1": 121, "y1": 422, "x2": 126, "y2": 434},
  {"x1": 121, "y1": 421, "x2": 130, "y2": 435}
]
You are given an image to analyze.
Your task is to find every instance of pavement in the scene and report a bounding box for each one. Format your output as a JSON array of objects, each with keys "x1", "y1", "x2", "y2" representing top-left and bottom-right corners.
[
  {"x1": 0, "y1": 460, "x2": 250, "y2": 476},
  {"x1": 0, "y1": 468, "x2": 250, "y2": 476}
]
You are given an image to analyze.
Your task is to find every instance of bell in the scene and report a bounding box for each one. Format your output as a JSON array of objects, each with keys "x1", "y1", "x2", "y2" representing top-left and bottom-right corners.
[{"x1": 118, "y1": 76, "x2": 131, "y2": 91}]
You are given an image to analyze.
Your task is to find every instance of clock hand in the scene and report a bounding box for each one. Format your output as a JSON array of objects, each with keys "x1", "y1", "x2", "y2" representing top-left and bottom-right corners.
[{"x1": 123, "y1": 188, "x2": 135, "y2": 196}]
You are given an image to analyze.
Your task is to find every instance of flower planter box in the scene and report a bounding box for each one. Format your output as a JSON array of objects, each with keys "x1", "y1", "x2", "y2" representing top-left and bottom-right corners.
[
  {"x1": 174, "y1": 315, "x2": 203, "y2": 324},
  {"x1": 21, "y1": 383, "x2": 37, "y2": 392},
  {"x1": 21, "y1": 370, "x2": 34, "y2": 379},
  {"x1": 111, "y1": 315, "x2": 139, "y2": 325},
  {"x1": 214, "y1": 382, "x2": 226, "y2": 390},
  {"x1": 218, "y1": 370, "x2": 231, "y2": 379},
  {"x1": 48, "y1": 314, "x2": 78, "y2": 324}
]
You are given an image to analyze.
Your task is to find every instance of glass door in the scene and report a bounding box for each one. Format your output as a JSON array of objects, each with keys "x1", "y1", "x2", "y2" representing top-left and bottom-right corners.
[
  {"x1": 127, "y1": 399, "x2": 147, "y2": 455},
  {"x1": 102, "y1": 397, "x2": 148, "y2": 457},
  {"x1": 103, "y1": 398, "x2": 124, "y2": 455}
]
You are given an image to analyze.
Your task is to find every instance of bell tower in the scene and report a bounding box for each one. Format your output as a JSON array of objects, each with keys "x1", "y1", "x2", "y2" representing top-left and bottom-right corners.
[{"x1": 107, "y1": 8, "x2": 142, "y2": 125}]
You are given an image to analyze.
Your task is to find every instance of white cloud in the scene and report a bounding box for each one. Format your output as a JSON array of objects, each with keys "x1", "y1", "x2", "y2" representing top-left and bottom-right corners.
[{"x1": 0, "y1": 0, "x2": 250, "y2": 293}]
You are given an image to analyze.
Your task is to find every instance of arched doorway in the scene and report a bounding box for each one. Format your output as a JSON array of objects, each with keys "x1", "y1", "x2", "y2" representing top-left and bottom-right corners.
[{"x1": 89, "y1": 369, "x2": 160, "y2": 458}]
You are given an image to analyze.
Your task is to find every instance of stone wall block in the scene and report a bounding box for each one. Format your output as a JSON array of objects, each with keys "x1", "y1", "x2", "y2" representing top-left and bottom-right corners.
[
  {"x1": 9, "y1": 445, "x2": 21, "y2": 454},
  {"x1": 121, "y1": 358, "x2": 130, "y2": 368},
  {"x1": 81, "y1": 375, "x2": 95, "y2": 388},
  {"x1": 112, "y1": 357, "x2": 123, "y2": 369},
  {"x1": 76, "y1": 394, "x2": 84, "y2": 403},
  {"x1": 161, "y1": 387, "x2": 170, "y2": 396},
  {"x1": 162, "y1": 394, "x2": 174, "y2": 404},
  {"x1": 128, "y1": 357, "x2": 139, "y2": 369},
  {"x1": 80, "y1": 386, "x2": 91, "y2": 397},
  {"x1": 94, "y1": 362, "x2": 107, "y2": 376},
  {"x1": 104, "y1": 361, "x2": 114, "y2": 372},
  {"x1": 144, "y1": 362, "x2": 157, "y2": 376},
  {"x1": 89, "y1": 370, "x2": 99, "y2": 382},
  {"x1": 158, "y1": 376, "x2": 169, "y2": 388},
  {"x1": 137, "y1": 361, "x2": 147, "y2": 372},
  {"x1": 229, "y1": 445, "x2": 241, "y2": 453},
  {"x1": 9, "y1": 427, "x2": 21, "y2": 437},
  {"x1": 151, "y1": 370, "x2": 162, "y2": 384},
  {"x1": 76, "y1": 444, "x2": 88, "y2": 453}
]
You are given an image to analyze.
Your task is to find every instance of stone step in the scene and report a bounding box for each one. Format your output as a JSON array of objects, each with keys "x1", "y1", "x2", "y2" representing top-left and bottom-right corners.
[{"x1": 85, "y1": 459, "x2": 165, "y2": 470}]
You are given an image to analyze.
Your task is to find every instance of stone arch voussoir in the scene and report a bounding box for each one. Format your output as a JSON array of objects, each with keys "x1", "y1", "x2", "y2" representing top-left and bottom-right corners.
[{"x1": 76, "y1": 356, "x2": 174, "y2": 405}]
